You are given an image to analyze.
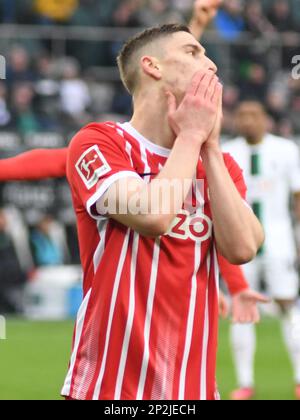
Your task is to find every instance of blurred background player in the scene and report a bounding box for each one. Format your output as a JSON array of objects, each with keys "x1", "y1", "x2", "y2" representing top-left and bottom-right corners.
[{"x1": 223, "y1": 101, "x2": 300, "y2": 400}]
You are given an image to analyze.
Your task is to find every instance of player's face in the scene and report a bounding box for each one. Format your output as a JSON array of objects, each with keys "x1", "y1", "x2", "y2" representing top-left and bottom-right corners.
[
  {"x1": 235, "y1": 102, "x2": 268, "y2": 141},
  {"x1": 159, "y1": 32, "x2": 218, "y2": 102}
]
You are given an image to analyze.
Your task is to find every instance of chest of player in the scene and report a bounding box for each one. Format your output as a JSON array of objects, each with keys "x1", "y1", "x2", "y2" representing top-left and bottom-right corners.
[{"x1": 131, "y1": 149, "x2": 213, "y2": 243}]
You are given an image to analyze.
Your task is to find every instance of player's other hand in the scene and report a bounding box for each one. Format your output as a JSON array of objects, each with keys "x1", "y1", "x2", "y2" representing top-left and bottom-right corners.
[
  {"x1": 192, "y1": 0, "x2": 223, "y2": 27},
  {"x1": 232, "y1": 289, "x2": 270, "y2": 324},
  {"x1": 201, "y1": 83, "x2": 223, "y2": 154},
  {"x1": 219, "y1": 291, "x2": 230, "y2": 319},
  {"x1": 166, "y1": 70, "x2": 222, "y2": 146}
]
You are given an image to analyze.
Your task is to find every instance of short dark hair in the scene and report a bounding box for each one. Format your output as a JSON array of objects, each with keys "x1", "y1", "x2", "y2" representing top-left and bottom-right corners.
[{"x1": 117, "y1": 23, "x2": 191, "y2": 94}]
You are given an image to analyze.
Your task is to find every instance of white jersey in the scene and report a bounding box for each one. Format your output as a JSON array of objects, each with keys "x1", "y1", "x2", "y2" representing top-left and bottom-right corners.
[{"x1": 222, "y1": 134, "x2": 300, "y2": 258}]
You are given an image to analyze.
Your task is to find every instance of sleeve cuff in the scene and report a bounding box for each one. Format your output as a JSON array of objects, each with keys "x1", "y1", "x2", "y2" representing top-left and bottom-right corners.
[{"x1": 86, "y1": 171, "x2": 142, "y2": 221}]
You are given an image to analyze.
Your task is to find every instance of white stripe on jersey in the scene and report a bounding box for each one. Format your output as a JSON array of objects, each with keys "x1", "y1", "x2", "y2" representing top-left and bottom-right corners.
[
  {"x1": 213, "y1": 246, "x2": 220, "y2": 296},
  {"x1": 200, "y1": 252, "x2": 211, "y2": 401},
  {"x1": 125, "y1": 141, "x2": 134, "y2": 167},
  {"x1": 93, "y1": 220, "x2": 108, "y2": 273},
  {"x1": 61, "y1": 288, "x2": 92, "y2": 396},
  {"x1": 114, "y1": 232, "x2": 140, "y2": 399},
  {"x1": 136, "y1": 239, "x2": 161, "y2": 400},
  {"x1": 178, "y1": 241, "x2": 201, "y2": 400},
  {"x1": 92, "y1": 230, "x2": 131, "y2": 400}
]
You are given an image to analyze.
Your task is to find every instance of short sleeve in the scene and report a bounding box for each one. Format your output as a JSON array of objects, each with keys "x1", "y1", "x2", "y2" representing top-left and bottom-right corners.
[
  {"x1": 223, "y1": 153, "x2": 247, "y2": 200},
  {"x1": 67, "y1": 123, "x2": 141, "y2": 220}
]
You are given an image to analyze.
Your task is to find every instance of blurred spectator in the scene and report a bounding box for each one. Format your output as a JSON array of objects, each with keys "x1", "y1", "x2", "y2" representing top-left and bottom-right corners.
[
  {"x1": 244, "y1": 0, "x2": 275, "y2": 36},
  {"x1": 34, "y1": 54, "x2": 61, "y2": 127},
  {"x1": 69, "y1": 0, "x2": 100, "y2": 26},
  {"x1": 268, "y1": 0, "x2": 297, "y2": 33},
  {"x1": 0, "y1": 208, "x2": 26, "y2": 314},
  {"x1": 239, "y1": 63, "x2": 268, "y2": 102},
  {"x1": 215, "y1": 0, "x2": 245, "y2": 41},
  {"x1": 31, "y1": 215, "x2": 68, "y2": 267},
  {"x1": 111, "y1": 82, "x2": 132, "y2": 117},
  {"x1": 136, "y1": 0, "x2": 184, "y2": 27},
  {"x1": 112, "y1": 0, "x2": 143, "y2": 27},
  {"x1": 109, "y1": 0, "x2": 144, "y2": 65},
  {"x1": 60, "y1": 59, "x2": 91, "y2": 127},
  {"x1": 10, "y1": 83, "x2": 41, "y2": 135},
  {"x1": 267, "y1": 0, "x2": 300, "y2": 68},
  {"x1": 0, "y1": 0, "x2": 17, "y2": 23},
  {"x1": 0, "y1": 82, "x2": 11, "y2": 128},
  {"x1": 34, "y1": 0, "x2": 78, "y2": 24},
  {"x1": 6, "y1": 46, "x2": 37, "y2": 87}
]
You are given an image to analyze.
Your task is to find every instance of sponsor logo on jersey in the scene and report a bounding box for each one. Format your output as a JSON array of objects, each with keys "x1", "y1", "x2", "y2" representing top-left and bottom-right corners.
[{"x1": 167, "y1": 210, "x2": 213, "y2": 242}]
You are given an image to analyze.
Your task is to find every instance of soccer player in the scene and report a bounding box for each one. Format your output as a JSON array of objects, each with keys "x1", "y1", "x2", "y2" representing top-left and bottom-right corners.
[
  {"x1": 223, "y1": 101, "x2": 300, "y2": 401},
  {"x1": 61, "y1": 24, "x2": 263, "y2": 400}
]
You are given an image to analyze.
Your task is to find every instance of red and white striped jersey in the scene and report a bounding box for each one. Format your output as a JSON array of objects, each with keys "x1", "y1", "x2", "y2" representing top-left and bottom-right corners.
[{"x1": 62, "y1": 122, "x2": 247, "y2": 401}]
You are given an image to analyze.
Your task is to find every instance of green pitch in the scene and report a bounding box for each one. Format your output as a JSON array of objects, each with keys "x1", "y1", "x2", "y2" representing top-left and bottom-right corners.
[{"x1": 0, "y1": 318, "x2": 296, "y2": 400}]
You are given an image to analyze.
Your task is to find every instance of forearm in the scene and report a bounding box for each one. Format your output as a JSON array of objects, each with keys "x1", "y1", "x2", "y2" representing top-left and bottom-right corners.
[
  {"x1": 218, "y1": 254, "x2": 249, "y2": 295},
  {"x1": 142, "y1": 132, "x2": 202, "y2": 217},
  {"x1": 202, "y1": 147, "x2": 264, "y2": 264},
  {"x1": 106, "y1": 133, "x2": 203, "y2": 237},
  {"x1": 0, "y1": 149, "x2": 67, "y2": 181}
]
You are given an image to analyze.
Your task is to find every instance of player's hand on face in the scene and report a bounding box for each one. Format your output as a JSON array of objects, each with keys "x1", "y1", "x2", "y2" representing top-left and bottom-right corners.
[
  {"x1": 232, "y1": 289, "x2": 270, "y2": 324},
  {"x1": 201, "y1": 84, "x2": 223, "y2": 153},
  {"x1": 166, "y1": 70, "x2": 222, "y2": 146}
]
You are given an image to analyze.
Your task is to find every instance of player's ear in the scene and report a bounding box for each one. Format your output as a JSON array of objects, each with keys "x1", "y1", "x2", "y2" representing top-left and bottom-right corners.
[{"x1": 140, "y1": 56, "x2": 162, "y2": 82}]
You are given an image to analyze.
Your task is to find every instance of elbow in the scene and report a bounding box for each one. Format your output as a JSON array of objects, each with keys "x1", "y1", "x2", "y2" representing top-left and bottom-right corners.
[
  {"x1": 226, "y1": 246, "x2": 258, "y2": 265},
  {"x1": 223, "y1": 239, "x2": 263, "y2": 265},
  {"x1": 137, "y1": 216, "x2": 171, "y2": 238},
  {"x1": 222, "y1": 225, "x2": 265, "y2": 265}
]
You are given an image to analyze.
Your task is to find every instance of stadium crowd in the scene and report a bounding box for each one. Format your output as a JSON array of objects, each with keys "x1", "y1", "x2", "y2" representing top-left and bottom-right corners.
[{"x1": 0, "y1": 0, "x2": 300, "y2": 313}]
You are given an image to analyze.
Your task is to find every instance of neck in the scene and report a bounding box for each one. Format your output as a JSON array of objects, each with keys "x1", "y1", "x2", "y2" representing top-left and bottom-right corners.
[
  {"x1": 245, "y1": 134, "x2": 265, "y2": 146},
  {"x1": 130, "y1": 88, "x2": 176, "y2": 150}
]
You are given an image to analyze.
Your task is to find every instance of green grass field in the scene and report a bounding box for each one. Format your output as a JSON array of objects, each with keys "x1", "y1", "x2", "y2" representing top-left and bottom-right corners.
[{"x1": 0, "y1": 318, "x2": 296, "y2": 400}]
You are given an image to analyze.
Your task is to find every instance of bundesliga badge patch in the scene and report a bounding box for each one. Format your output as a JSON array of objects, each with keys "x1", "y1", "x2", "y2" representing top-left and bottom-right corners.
[{"x1": 76, "y1": 145, "x2": 111, "y2": 190}]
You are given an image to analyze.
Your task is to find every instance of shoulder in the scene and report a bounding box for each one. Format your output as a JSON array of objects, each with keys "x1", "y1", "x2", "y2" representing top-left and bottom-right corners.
[
  {"x1": 265, "y1": 134, "x2": 299, "y2": 157},
  {"x1": 70, "y1": 122, "x2": 125, "y2": 146},
  {"x1": 222, "y1": 137, "x2": 245, "y2": 153}
]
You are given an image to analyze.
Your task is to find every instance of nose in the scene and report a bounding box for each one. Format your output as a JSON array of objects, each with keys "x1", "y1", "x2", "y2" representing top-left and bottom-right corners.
[{"x1": 205, "y1": 56, "x2": 218, "y2": 74}]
